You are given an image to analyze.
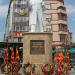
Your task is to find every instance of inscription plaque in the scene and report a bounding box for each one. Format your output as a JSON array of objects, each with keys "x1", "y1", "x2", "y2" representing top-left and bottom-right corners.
[{"x1": 30, "y1": 40, "x2": 45, "y2": 54}]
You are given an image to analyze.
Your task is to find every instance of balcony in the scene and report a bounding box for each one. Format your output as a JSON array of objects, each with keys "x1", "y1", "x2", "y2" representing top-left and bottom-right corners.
[
  {"x1": 58, "y1": 13, "x2": 67, "y2": 24},
  {"x1": 59, "y1": 24, "x2": 68, "y2": 32},
  {"x1": 14, "y1": 16, "x2": 29, "y2": 22},
  {"x1": 59, "y1": 31, "x2": 68, "y2": 35},
  {"x1": 58, "y1": 9, "x2": 66, "y2": 14},
  {"x1": 58, "y1": 20, "x2": 67, "y2": 25},
  {"x1": 57, "y1": 6, "x2": 66, "y2": 14},
  {"x1": 60, "y1": 34, "x2": 68, "y2": 44}
]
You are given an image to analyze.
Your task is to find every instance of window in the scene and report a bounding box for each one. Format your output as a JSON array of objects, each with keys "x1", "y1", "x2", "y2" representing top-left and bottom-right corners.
[
  {"x1": 15, "y1": 17, "x2": 28, "y2": 22},
  {"x1": 46, "y1": 18, "x2": 51, "y2": 22},
  {"x1": 16, "y1": 0, "x2": 21, "y2": 3},
  {"x1": 59, "y1": 24, "x2": 67, "y2": 32},
  {"x1": 16, "y1": 26, "x2": 19, "y2": 31},
  {"x1": 45, "y1": 4, "x2": 51, "y2": 10},
  {"x1": 18, "y1": 37, "x2": 22, "y2": 42},
  {"x1": 57, "y1": 6, "x2": 66, "y2": 11},
  {"x1": 20, "y1": 25, "x2": 23, "y2": 31},
  {"x1": 23, "y1": 25, "x2": 25, "y2": 30},
  {"x1": 58, "y1": 13, "x2": 67, "y2": 21},
  {"x1": 14, "y1": 38, "x2": 18, "y2": 42},
  {"x1": 46, "y1": 28, "x2": 51, "y2": 32},
  {"x1": 60, "y1": 34, "x2": 66, "y2": 42}
]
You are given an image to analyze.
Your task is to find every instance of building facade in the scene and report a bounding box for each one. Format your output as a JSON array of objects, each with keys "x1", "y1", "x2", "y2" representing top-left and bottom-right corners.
[
  {"x1": 5, "y1": 0, "x2": 30, "y2": 43},
  {"x1": 42, "y1": 0, "x2": 72, "y2": 48},
  {"x1": 4, "y1": 0, "x2": 72, "y2": 48}
]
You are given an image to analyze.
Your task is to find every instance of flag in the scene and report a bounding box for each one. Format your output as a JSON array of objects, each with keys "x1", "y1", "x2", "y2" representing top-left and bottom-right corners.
[
  {"x1": 11, "y1": 48, "x2": 14, "y2": 64},
  {"x1": 15, "y1": 47, "x2": 20, "y2": 75},
  {"x1": 55, "y1": 52, "x2": 59, "y2": 63},
  {"x1": 15, "y1": 47, "x2": 20, "y2": 62},
  {"x1": 66, "y1": 50, "x2": 70, "y2": 64},
  {"x1": 4, "y1": 48, "x2": 8, "y2": 71},
  {"x1": 59, "y1": 51, "x2": 64, "y2": 63},
  {"x1": 4, "y1": 48, "x2": 8, "y2": 65}
]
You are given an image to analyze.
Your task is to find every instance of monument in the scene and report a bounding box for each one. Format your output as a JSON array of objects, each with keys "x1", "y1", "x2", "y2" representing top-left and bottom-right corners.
[
  {"x1": 23, "y1": 0, "x2": 52, "y2": 74},
  {"x1": 29, "y1": 0, "x2": 45, "y2": 32},
  {"x1": 23, "y1": 32, "x2": 52, "y2": 75}
]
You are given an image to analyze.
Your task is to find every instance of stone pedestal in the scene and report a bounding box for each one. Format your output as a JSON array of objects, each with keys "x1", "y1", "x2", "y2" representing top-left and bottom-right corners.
[
  {"x1": 23, "y1": 32, "x2": 52, "y2": 75},
  {"x1": 23, "y1": 32, "x2": 52, "y2": 64}
]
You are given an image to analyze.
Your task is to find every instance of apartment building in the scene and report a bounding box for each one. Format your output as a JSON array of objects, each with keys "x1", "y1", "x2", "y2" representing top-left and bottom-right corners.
[{"x1": 43, "y1": 0, "x2": 72, "y2": 48}]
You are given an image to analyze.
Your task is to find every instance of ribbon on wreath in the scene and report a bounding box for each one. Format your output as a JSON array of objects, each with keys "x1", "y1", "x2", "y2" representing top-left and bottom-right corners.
[{"x1": 43, "y1": 64, "x2": 46, "y2": 75}]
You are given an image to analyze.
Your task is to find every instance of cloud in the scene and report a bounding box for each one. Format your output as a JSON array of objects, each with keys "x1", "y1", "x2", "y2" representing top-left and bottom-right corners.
[
  {"x1": 66, "y1": 4, "x2": 75, "y2": 15},
  {"x1": 0, "y1": 4, "x2": 9, "y2": 17},
  {"x1": 66, "y1": 4, "x2": 75, "y2": 23}
]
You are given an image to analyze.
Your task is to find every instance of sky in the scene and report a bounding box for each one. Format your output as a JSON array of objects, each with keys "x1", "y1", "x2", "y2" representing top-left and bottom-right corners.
[{"x1": 0, "y1": 0, "x2": 75, "y2": 42}]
